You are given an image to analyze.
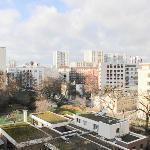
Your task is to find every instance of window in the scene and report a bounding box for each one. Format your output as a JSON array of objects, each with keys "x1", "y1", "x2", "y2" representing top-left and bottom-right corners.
[
  {"x1": 116, "y1": 128, "x2": 120, "y2": 133},
  {"x1": 132, "y1": 146, "x2": 136, "y2": 150},
  {"x1": 140, "y1": 144, "x2": 143, "y2": 149},
  {"x1": 83, "y1": 120, "x2": 87, "y2": 125},
  {"x1": 77, "y1": 118, "x2": 81, "y2": 123},
  {"x1": 147, "y1": 82, "x2": 150, "y2": 86},
  {"x1": 148, "y1": 73, "x2": 150, "y2": 78},
  {"x1": 93, "y1": 124, "x2": 98, "y2": 130}
]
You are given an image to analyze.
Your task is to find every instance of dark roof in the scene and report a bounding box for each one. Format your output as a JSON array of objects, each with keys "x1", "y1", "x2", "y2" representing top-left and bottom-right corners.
[
  {"x1": 49, "y1": 135, "x2": 108, "y2": 150},
  {"x1": 82, "y1": 134, "x2": 124, "y2": 150},
  {"x1": 80, "y1": 113, "x2": 120, "y2": 125},
  {"x1": 121, "y1": 133, "x2": 139, "y2": 143}
]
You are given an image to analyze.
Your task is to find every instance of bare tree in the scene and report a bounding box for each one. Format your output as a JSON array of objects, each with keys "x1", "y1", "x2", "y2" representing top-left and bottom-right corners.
[
  {"x1": 137, "y1": 92, "x2": 150, "y2": 130},
  {"x1": 99, "y1": 87, "x2": 137, "y2": 117},
  {"x1": 0, "y1": 71, "x2": 6, "y2": 90},
  {"x1": 84, "y1": 74, "x2": 99, "y2": 96},
  {"x1": 35, "y1": 96, "x2": 51, "y2": 112}
]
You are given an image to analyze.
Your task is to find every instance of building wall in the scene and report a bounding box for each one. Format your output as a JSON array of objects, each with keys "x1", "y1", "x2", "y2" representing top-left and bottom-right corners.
[
  {"x1": 0, "y1": 47, "x2": 6, "y2": 72},
  {"x1": 7, "y1": 65, "x2": 46, "y2": 89},
  {"x1": 99, "y1": 63, "x2": 138, "y2": 91},
  {"x1": 53, "y1": 51, "x2": 69, "y2": 68},
  {"x1": 138, "y1": 63, "x2": 150, "y2": 119},
  {"x1": 74, "y1": 115, "x2": 129, "y2": 139},
  {"x1": 84, "y1": 50, "x2": 104, "y2": 65}
]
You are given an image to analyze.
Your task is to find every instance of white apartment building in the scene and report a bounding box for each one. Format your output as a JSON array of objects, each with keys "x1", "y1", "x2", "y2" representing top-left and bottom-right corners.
[
  {"x1": 7, "y1": 62, "x2": 47, "y2": 89},
  {"x1": 99, "y1": 63, "x2": 138, "y2": 91},
  {"x1": 104, "y1": 53, "x2": 142, "y2": 64},
  {"x1": 84, "y1": 50, "x2": 104, "y2": 65},
  {"x1": 138, "y1": 63, "x2": 150, "y2": 119},
  {"x1": 0, "y1": 47, "x2": 6, "y2": 72},
  {"x1": 104, "y1": 53, "x2": 126, "y2": 63},
  {"x1": 53, "y1": 51, "x2": 69, "y2": 68}
]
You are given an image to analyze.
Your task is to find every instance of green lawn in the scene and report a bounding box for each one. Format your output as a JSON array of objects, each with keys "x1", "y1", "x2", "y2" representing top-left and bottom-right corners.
[{"x1": 0, "y1": 116, "x2": 10, "y2": 125}]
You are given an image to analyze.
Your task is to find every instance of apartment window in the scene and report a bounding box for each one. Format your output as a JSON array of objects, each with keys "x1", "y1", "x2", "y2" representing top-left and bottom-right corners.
[
  {"x1": 76, "y1": 118, "x2": 81, "y2": 123},
  {"x1": 83, "y1": 120, "x2": 87, "y2": 125},
  {"x1": 147, "y1": 82, "x2": 150, "y2": 86},
  {"x1": 117, "y1": 65, "x2": 120, "y2": 68},
  {"x1": 148, "y1": 73, "x2": 150, "y2": 78},
  {"x1": 140, "y1": 144, "x2": 143, "y2": 149},
  {"x1": 93, "y1": 124, "x2": 98, "y2": 130},
  {"x1": 131, "y1": 146, "x2": 136, "y2": 150},
  {"x1": 116, "y1": 128, "x2": 120, "y2": 133}
]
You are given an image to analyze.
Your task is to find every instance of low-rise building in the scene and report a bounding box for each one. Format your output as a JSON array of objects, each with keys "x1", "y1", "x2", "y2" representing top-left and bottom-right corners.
[
  {"x1": 73, "y1": 111, "x2": 148, "y2": 150},
  {"x1": 74, "y1": 112, "x2": 129, "y2": 139},
  {"x1": 30, "y1": 111, "x2": 70, "y2": 128}
]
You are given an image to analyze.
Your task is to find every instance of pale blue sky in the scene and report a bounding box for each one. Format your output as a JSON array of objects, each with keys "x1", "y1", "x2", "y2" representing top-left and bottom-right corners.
[{"x1": 0, "y1": 0, "x2": 149, "y2": 64}]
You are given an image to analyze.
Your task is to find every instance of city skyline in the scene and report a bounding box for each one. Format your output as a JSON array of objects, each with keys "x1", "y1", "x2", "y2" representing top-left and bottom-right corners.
[{"x1": 0, "y1": 0, "x2": 150, "y2": 64}]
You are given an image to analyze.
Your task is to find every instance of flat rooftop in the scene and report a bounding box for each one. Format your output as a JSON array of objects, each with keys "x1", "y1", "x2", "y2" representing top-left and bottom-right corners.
[
  {"x1": 49, "y1": 135, "x2": 108, "y2": 150},
  {"x1": 0, "y1": 123, "x2": 48, "y2": 143},
  {"x1": 82, "y1": 134, "x2": 123, "y2": 150},
  {"x1": 121, "y1": 133, "x2": 139, "y2": 143},
  {"x1": 80, "y1": 113, "x2": 120, "y2": 125},
  {"x1": 33, "y1": 111, "x2": 68, "y2": 124}
]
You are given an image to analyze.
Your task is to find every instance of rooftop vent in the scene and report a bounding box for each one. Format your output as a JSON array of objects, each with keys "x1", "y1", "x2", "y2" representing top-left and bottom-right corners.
[{"x1": 96, "y1": 108, "x2": 107, "y2": 116}]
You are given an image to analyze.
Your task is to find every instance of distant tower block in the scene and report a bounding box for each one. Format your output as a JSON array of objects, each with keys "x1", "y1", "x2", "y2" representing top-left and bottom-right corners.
[{"x1": 23, "y1": 110, "x2": 28, "y2": 122}]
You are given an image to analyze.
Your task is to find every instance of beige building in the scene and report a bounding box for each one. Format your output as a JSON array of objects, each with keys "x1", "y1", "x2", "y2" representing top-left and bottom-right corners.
[
  {"x1": 53, "y1": 51, "x2": 69, "y2": 68},
  {"x1": 84, "y1": 50, "x2": 104, "y2": 65},
  {"x1": 138, "y1": 63, "x2": 150, "y2": 119}
]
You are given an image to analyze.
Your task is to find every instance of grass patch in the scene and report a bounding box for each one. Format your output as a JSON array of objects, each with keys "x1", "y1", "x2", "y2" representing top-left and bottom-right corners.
[
  {"x1": 33, "y1": 111, "x2": 68, "y2": 124},
  {"x1": 1, "y1": 123, "x2": 47, "y2": 143},
  {"x1": 0, "y1": 116, "x2": 10, "y2": 125},
  {"x1": 56, "y1": 105, "x2": 84, "y2": 115}
]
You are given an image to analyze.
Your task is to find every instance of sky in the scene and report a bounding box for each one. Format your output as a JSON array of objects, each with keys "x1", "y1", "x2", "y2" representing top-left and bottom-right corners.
[{"x1": 0, "y1": 0, "x2": 150, "y2": 65}]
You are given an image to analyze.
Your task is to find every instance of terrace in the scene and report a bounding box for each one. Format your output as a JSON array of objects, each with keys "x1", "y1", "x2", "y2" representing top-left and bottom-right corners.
[
  {"x1": 0, "y1": 123, "x2": 48, "y2": 143},
  {"x1": 32, "y1": 111, "x2": 68, "y2": 124}
]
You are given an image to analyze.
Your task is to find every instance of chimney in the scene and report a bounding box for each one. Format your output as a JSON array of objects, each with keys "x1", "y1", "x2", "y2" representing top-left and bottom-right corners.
[{"x1": 23, "y1": 110, "x2": 28, "y2": 122}]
